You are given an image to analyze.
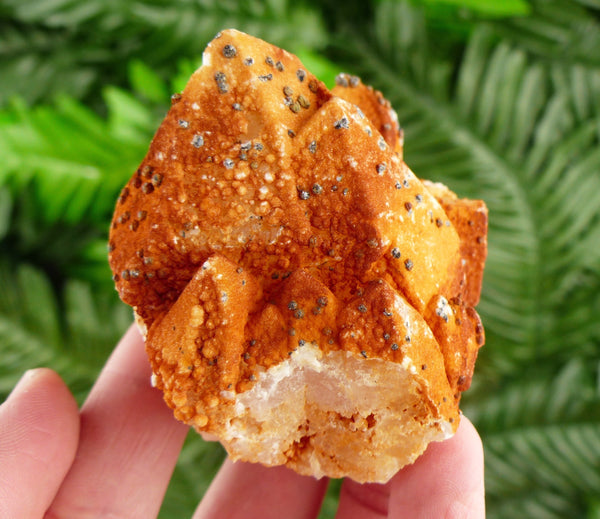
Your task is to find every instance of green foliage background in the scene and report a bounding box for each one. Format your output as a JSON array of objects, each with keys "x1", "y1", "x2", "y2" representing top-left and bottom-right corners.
[{"x1": 1, "y1": 0, "x2": 600, "y2": 517}]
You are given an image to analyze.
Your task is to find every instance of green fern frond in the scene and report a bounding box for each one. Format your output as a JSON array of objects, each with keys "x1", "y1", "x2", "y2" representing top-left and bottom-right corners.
[
  {"x1": 0, "y1": 92, "x2": 153, "y2": 225},
  {"x1": 463, "y1": 360, "x2": 600, "y2": 434},
  {"x1": 485, "y1": 423, "x2": 600, "y2": 518},
  {"x1": 0, "y1": 259, "x2": 129, "y2": 401},
  {"x1": 0, "y1": 0, "x2": 328, "y2": 107},
  {"x1": 490, "y1": 0, "x2": 600, "y2": 66}
]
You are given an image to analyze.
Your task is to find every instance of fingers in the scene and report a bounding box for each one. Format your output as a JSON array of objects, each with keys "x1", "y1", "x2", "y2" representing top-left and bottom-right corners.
[
  {"x1": 388, "y1": 416, "x2": 485, "y2": 518},
  {"x1": 0, "y1": 368, "x2": 79, "y2": 519},
  {"x1": 193, "y1": 458, "x2": 329, "y2": 519},
  {"x1": 335, "y1": 416, "x2": 485, "y2": 519},
  {"x1": 46, "y1": 324, "x2": 189, "y2": 519}
]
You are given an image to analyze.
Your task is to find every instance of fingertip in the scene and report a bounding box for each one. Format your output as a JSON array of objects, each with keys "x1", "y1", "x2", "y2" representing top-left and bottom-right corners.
[
  {"x1": 194, "y1": 459, "x2": 329, "y2": 519},
  {"x1": 388, "y1": 415, "x2": 485, "y2": 519},
  {"x1": 4, "y1": 367, "x2": 79, "y2": 434},
  {"x1": 0, "y1": 367, "x2": 80, "y2": 518}
]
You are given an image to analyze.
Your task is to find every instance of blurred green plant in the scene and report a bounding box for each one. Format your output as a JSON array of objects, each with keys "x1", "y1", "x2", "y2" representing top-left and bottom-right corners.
[
  {"x1": 0, "y1": 0, "x2": 328, "y2": 107},
  {"x1": 1, "y1": 0, "x2": 600, "y2": 518}
]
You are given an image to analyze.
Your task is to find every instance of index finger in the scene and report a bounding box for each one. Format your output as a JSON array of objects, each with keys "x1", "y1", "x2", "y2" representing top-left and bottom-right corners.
[{"x1": 46, "y1": 324, "x2": 189, "y2": 519}]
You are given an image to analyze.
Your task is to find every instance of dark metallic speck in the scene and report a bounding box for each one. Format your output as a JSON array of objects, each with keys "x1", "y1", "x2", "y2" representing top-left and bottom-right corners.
[
  {"x1": 288, "y1": 301, "x2": 298, "y2": 311},
  {"x1": 335, "y1": 74, "x2": 349, "y2": 87},
  {"x1": 391, "y1": 343, "x2": 399, "y2": 351},
  {"x1": 297, "y1": 69, "x2": 306, "y2": 82},
  {"x1": 258, "y1": 74, "x2": 273, "y2": 82},
  {"x1": 312, "y1": 184, "x2": 323, "y2": 195},
  {"x1": 222, "y1": 44, "x2": 237, "y2": 58},
  {"x1": 297, "y1": 95, "x2": 310, "y2": 109},
  {"x1": 141, "y1": 165, "x2": 153, "y2": 178},
  {"x1": 151, "y1": 173, "x2": 163, "y2": 187},
  {"x1": 334, "y1": 117, "x2": 350, "y2": 130},
  {"x1": 391, "y1": 247, "x2": 401, "y2": 259},
  {"x1": 243, "y1": 57, "x2": 254, "y2": 66},
  {"x1": 358, "y1": 304, "x2": 368, "y2": 313},
  {"x1": 192, "y1": 134, "x2": 204, "y2": 148},
  {"x1": 214, "y1": 71, "x2": 228, "y2": 93},
  {"x1": 223, "y1": 158, "x2": 235, "y2": 169},
  {"x1": 118, "y1": 187, "x2": 129, "y2": 204},
  {"x1": 309, "y1": 141, "x2": 317, "y2": 154},
  {"x1": 404, "y1": 259, "x2": 414, "y2": 271},
  {"x1": 141, "y1": 182, "x2": 154, "y2": 194}
]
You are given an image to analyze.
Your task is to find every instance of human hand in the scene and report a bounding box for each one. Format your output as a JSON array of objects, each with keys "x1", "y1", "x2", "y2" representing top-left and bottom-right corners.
[{"x1": 0, "y1": 324, "x2": 484, "y2": 518}]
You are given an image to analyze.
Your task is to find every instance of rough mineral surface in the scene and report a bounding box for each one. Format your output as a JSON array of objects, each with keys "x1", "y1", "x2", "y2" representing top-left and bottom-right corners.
[{"x1": 108, "y1": 29, "x2": 488, "y2": 483}]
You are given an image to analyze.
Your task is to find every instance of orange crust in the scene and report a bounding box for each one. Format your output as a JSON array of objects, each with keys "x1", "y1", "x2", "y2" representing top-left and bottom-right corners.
[
  {"x1": 332, "y1": 73, "x2": 404, "y2": 157},
  {"x1": 108, "y1": 29, "x2": 488, "y2": 481}
]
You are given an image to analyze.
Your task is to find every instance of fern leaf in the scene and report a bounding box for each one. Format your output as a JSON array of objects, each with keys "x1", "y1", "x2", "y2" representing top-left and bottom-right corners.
[
  {"x1": 0, "y1": 93, "x2": 150, "y2": 227},
  {"x1": 0, "y1": 0, "x2": 328, "y2": 107},
  {"x1": 0, "y1": 259, "x2": 128, "y2": 400}
]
